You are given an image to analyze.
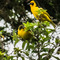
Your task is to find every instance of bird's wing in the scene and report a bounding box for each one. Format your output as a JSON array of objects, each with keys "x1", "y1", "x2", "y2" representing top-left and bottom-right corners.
[{"x1": 39, "y1": 8, "x2": 50, "y2": 17}]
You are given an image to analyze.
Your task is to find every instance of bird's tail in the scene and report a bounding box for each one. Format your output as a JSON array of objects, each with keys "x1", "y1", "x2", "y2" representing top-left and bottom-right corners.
[
  {"x1": 50, "y1": 21, "x2": 56, "y2": 28},
  {"x1": 43, "y1": 14, "x2": 56, "y2": 28}
]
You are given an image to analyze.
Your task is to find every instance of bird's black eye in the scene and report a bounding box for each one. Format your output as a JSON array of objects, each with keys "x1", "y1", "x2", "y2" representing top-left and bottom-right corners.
[
  {"x1": 20, "y1": 26, "x2": 23, "y2": 29},
  {"x1": 30, "y1": 3, "x2": 34, "y2": 5},
  {"x1": 19, "y1": 25, "x2": 24, "y2": 30}
]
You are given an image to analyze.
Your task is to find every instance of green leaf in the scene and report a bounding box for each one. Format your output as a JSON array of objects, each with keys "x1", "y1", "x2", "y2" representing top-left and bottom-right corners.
[
  {"x1": 10, "y1": 56, "x2": 13, "y2": 60},
  {"x1": 14, "y1": 38, "x2": 19, "y2": 46},
  {"x1": 42, "y1": 21, "x2": 50, "y2": 26},
  {"x1": 23, "y1": 21, "x2": 37, "y2": 31},
  {"x1": 12, "y1": 30, "x2": 19, "y2": 46},
  {"x1": 43, "y1": 36, "x2": 51, "y2": 42},
  {"x1": 21, "y1": 56, "x2": 25, "y2": 60},
  {"x1": 41, "y1": 48, "x2": 49, "y2": 52},
  {"x1": 49, "y1": 2, "x2": 54, "y2": 6},
  {"x1": 7, "y1": 56, "x2": 11, "y2": 60},
  {"x1": 42, "y1": 56, "x2": 49, "y2": 60},
  {"x1": 53, "y1": 55, "x2": 60, "y2": 60},
  {"x1": 41, "y1": 53, "x2": 48, "y2": 56},
  {"x1": 32, "y1": 50, "x2": 38, "y2": 53},
  {"x1": 37, "y1": 8, "x2": 47, "y2": 16},
  {"x1": 55, "y1": 38, "x2": 60, "y2": 44},
  {"x1": 3, "y1": 58, "x2": 6, "y2": 60},
  {"x1": 29, "y1": 45, "x2": 34, "y2": 49},
  {"x1": 0, "y1": 51, "x2": 4, "y2": 56},
  {"x1": 0, "y1": 30, "x2": 3, "y2": 35},
  {"x1": 26, "y1": 42, "x2": 30, "y2": 51},
  {"x1": 22, "y1": 40, "x2": 27, "y2": 49},
  {"x1": 24, "y1": 51, "x2": 29, "y2": 56},
  {"x1": 46, "y1": 28, "x2": 54, "y2": 34}
]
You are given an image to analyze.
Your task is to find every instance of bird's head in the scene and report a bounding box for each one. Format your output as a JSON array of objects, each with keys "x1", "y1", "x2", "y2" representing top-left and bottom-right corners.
[
  {"x1": 28, "y1": 1, "x2": 36, "y2": 7},
  {"x1": 18, "y1": 25, "x2": 25, "y2": 30}
]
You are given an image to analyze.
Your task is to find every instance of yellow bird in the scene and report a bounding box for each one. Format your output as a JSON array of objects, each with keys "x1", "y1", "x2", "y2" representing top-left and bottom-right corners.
[
  {"x1": 18, "y1": 25, "x2": 37, "y2": 42},
  {"x1": 18, "y1": 25, "x2": 32, "y2": 40},
  {"x1": 28, "y1": 0, "x2": 56, "y2": 28}
]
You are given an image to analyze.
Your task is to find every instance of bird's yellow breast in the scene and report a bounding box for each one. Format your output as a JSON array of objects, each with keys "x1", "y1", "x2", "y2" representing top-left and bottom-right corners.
[
  {"x1": 31, "y1": 6, "x2": 39, "y2": 20},
  {"x1": 18, "y1": 29, "x2": 32, "y2": 40}
]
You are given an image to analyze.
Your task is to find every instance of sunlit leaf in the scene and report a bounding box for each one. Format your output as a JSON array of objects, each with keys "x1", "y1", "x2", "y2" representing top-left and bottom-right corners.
[
  {"x1": 53, "y1": 55, "x2": 60, "y2": 60},
  {"x1": 21, "y1": 56, "x2": 25, "y2": 60},
  {"x1": 12, "y1": 30, "x2": 19, "y2": 46},
  {"x1": 22, "y1": 40, "x2": 27, "y2": 49}
]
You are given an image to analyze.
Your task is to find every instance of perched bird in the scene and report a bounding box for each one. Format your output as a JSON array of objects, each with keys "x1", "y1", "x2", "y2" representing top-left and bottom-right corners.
[
  {"x1": 18, "y1": 25, "x2": 32, "y2": 40},
  {"x1": 18, "y1": 25, "x2": 37, "y2": 42},
  {"x1": 28, "y1": 0, "x2": 56, "y2": 28}
]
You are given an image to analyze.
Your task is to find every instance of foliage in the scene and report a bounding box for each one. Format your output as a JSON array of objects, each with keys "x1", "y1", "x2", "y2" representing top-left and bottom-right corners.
[
  {"x1": 0, "y1": 0, "x2": 60, "y2": 60},
  {"x1": 36, "y1": 8, "x2": 47, "y2": 16},
  {"x1": 12, "y1": 21, "x2": 60, "y2": 60}
]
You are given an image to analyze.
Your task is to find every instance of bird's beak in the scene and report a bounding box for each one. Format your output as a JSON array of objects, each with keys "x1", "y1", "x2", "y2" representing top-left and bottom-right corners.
[
  {"x1": 27, "y1": 3, "x2": 34, "y2": 5},
  {"x1": 27, "y1": 3, "x2": 31, "y2": 5}
]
